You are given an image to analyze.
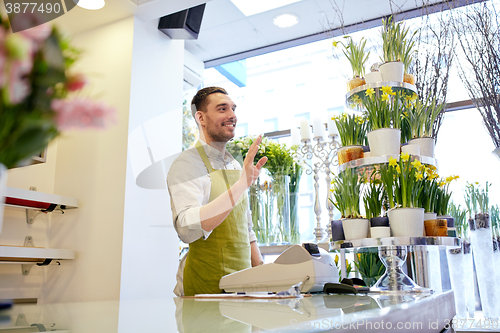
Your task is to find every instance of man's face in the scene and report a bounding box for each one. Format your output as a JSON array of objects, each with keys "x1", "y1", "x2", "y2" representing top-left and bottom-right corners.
[{"x1": 199, "y1": 93, "x2": 237, "y2": 143}]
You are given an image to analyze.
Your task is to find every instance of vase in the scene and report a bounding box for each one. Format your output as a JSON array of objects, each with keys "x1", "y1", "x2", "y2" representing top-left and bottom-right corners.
[
  {"x1": 370, "y1": 226, "x2": 391, "y2": 238},
  {"x1": 0, "y1": 164, "x2": 6, "y2": 233},
  {"x1": 365, "y1": 71, "x2": 382, "y2": 84},
  {"x1": 401, "y1": 144, "x2": 420, "y2": 156},
  {"x1": 424, "y1": 212, "x2": 437, "y2": 221},
  {"x1": 424, "y1": 219, "x2": 448, "y2": 236},
  {"x1": 331, "y1": 219, "x2": 345, "y2": 241},
  {"x1": 337, "y1": 145, "x2": 363, "y2": 165},
  {"x1": 367, "y1": 128, "x2": 401, "y2": 157},
  {"x1": 370, "y1": 216, "x2": 389, "y2": 227},
  {"x1": 387, "y1": 207, "x2": 424, "y2": 237},
  {"x1": 493, "y1": 147, "x2": 500, "y2": 161},
  {"x1": 438, "y1": 215, "x2": 455, "y2": 237},
  {"x1": 289, "y1": 192, "x2": 300, "y2": 244},
  {"x1": 408, "y1": 137, "x2": 435, "y2": 158},
  {"x1": 342, "y1": 218, "x2": 369, "y2": 240},
  {"x1": 379, "y1": 61, "x2": 404, "y2": 82}
]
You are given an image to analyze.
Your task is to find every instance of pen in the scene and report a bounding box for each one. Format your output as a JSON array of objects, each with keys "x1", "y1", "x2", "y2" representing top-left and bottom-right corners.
[{"x1": 236, "y1": 292, "x2": 274, "y2": 295}]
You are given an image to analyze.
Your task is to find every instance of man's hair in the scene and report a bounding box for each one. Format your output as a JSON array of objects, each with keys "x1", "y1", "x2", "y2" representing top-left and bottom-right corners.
[{"x1": 191, "y1": 86, "x2": 228, "y2": 120}]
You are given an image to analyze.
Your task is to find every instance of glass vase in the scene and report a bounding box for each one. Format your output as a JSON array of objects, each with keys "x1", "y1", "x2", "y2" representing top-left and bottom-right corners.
[
  {"x1": 268, "y1": 175, "x2": 290, "y2": 245},
  {"x1": 289, "y1": 192, "x2": 300, "y2": 244}
]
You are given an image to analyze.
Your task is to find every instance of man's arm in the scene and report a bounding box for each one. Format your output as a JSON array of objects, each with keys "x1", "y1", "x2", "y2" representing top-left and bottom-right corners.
[
  {"x1": 250, "y1": 240, "x2": 264, "y2": 266},
  {"x1": 200, "y1": 136, "x2": 267, "y2": 232}
]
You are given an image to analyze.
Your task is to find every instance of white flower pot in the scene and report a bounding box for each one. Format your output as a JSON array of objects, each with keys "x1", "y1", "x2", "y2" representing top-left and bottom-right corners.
[
  {"x1": 379, "y1": 61, "x2": 404, "y2": 82},
  {"x1": 408, "y1": 137, "x2": 435, "y2": 158},
  {"x1": 342, "y1": 218, "x2": 369, "y2": 240},
  {"x1": 388, "y1": 207, "x2": 424, "y2": 237},
  {"x1": 0, "y1": 164, "x2": 7, "y2": 233},
  {"x1": 424, "y1": 212, "x2": 437, "y2": 221},
  {"x1": 367, "y1": 128, "x2": 401, "y2": 157},
  {"x1": 370, "y1": 226, "x2": 391, "y2": 238},
  {"x1": 401, "y1": 144, "x2": 420, "y2": 156},
  {"x1": 365, "y1": 71, "x2": 382, "y2": 84},
  {"x1": 493, "y1": 147, "x2": 500, "y2": 161}
]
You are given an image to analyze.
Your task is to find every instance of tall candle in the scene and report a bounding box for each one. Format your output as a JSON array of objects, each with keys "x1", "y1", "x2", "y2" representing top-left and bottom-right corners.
[
  {"x1": 328, "y1": 117, "x2": 339, "y2": 136},
  {"x1": 291, "y1": 128, "x2": 301, "y2": 146},
  {"x1": 300, "y1": 119, "x2": 311, "y2": 140},
  {"x1": 313, "y1": 118, "x2": 325, "y2": 139}
]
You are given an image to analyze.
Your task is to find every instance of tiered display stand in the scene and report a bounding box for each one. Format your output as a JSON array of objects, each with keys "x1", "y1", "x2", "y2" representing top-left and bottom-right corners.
[{"x1": 330, "y1": 81, "x2": 461, "y2": 294}]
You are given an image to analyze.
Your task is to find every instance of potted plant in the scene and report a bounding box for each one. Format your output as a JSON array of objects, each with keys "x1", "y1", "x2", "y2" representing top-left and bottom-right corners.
[
  {"x1": 354, "y1": 250, "x2": 385, "y2": 287},
  {"x1": 361, "y1": 86, "x2": 403, "y2": 157},
  {"x1": 330, "y1": 168, "x2": 369, "y2": 240},
  {"x1": 333, "y1": 36, "x2": 370, "y2": 91},
  {"x1": 435, "y1": 175, "x2": 460, "y2": 235},
  {"x1": 363, "y1": 180, "x2": 388, "y2": 226},
  {"x1": 402, "y1": 95, "x2": 445, "y2": 158},
  {"x1": 378, "y1": 153, "x2": 425, "y2": 237},
  {"x1": 333, "y1": 113, "x2": 368, "y2": 165},
  {"x1": 379, "y1": 17, "x2": 415, "y2": 82}
]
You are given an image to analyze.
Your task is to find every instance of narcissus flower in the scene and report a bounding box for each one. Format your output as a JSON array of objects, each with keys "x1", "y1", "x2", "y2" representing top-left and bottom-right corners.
[
  {"x1": 365, "y1": 87, "x2": 375, "y2": 98},
  {"x1": 389, "y1": 156, "x2": 398, "y2": 167}
]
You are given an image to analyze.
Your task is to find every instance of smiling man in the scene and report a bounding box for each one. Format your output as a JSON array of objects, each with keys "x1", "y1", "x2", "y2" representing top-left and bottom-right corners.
[{"x1": 167, "y1": 86, "x2": 267, "y2": 296}]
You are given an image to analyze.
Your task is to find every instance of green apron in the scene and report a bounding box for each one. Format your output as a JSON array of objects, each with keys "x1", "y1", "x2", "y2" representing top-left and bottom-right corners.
[{"x1": 183, "y1": 141, "x2": 251, "y2": 296}]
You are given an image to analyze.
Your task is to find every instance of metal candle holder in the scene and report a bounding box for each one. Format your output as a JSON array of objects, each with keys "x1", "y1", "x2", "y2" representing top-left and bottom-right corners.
[{"x1": 294, "y1": 133, "x2": 341, "y2": 243}]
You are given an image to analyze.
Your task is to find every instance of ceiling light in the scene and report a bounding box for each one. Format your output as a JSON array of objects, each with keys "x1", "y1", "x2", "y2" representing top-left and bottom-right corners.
[
  {"x1": 230, "y1": 0, "x2": 301, "y2": 16},
  {"x1": 273, "y1": 13, "x2": 299, "y2": 28},
  {"x1": 74, "y1": 0, "x2": 105, "y2": 10}
]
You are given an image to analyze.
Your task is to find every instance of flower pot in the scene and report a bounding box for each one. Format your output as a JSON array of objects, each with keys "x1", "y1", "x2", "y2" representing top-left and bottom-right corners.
[
  {"x1": 365, "y1": 71, "x2": 382, "y2": 84},
  {"x1": 493, "y1": 147, "x2": 500, "y2": 162},
  {"x1": 0, "y1": 164, "x2": 6, "y2": 233},
  {"x1": 347, "y1": 76, "x2": 366, "y2": 91},
  {"x1": 438, "y1": 215, "x2": 455, "y2": 237},
  {"x1": 370, "y1": 226, "x2": 391, "y2": 238},
  {"x1": 424, "y1": 212, "x2": 437, "y2": 221},
  {"x1": 370, "y1": 216, "x2": 389, "y2": 227},
  {"x1": 337, "y1": 145, "x2": 364, "y2": 165},
  {"x1": 401, "y1": 144, "x2": 420, "y2": 156},
  {"x1": 331, "y1": 219, "x2": 345, "y2": 241},
  {"x1": 342, "y1": 218, "x2": 369, "y2": 240},
  {"x1": 408, "y1": 137, "x2": 435, "y2": 158},
  {"x1": 379, "y1": 61, "x2": 404, "y2": 82},
  {"x1": 367, "y1": 128, "x2": 401, "y2": 157},
  {"x1": 403, "y1": 73, "x2": 415, "y2": 85},
  {"x1": 388, "y1": 207, "x2": 424, "y2": 237},
  {"x1": 424, "y1": 219, "x2": 448, "y2": 236}
]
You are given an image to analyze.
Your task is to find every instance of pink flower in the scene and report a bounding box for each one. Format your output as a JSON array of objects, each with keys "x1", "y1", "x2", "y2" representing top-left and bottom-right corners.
[
  {"x1": 6, "y1": 58, "x2": 33, "y2": 104},
  {"x1": 51, "y1": 98, "x2": 116, "y2": 130},
  {"x1": 18, "y1": 22, "x2": 52, "y2": 44},
  {"x1": 65, "y1": 73, "x2": 87, "y2": 92}
]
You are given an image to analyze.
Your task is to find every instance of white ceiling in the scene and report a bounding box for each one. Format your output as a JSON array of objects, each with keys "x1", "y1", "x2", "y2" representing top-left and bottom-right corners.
[{"x1": 34, "y1": 0, "x2": 449, "y2": 64}]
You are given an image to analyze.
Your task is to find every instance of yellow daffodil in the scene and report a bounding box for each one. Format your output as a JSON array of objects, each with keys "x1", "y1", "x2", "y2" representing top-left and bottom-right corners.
[
  {"x1": 415, "y1": 172, "x2": 423, "y2": 180},
  {"x1": 439, "y1": 181, "x2": 446, "y2": 187},
  {"x1": 329, "y1": 188, "x2": 334, "y2": 193},
  {"x1": 428, "y1": 173, "x2": 438, "y2": 180},
  {"x1": 381, "y1": 93, "x2": 390, "y2": 102},
  {"x1": 411, "y1": 160, "x2": 422, "y2": 169},
  {"x1": 334, "y1": 254, "x2": 339, "y2": 265},
  {"x1": 352, "y1": 94, "x2": 361, "y2": 103},
  {"x1": 365, "y1": 87, "x2": 375, "y2": 98},
  {"x1": 401, "y1": 152, "x2": 410, "y2": 161},
  {"x1": 396, "y1": 165, "x2": 401, "y2": 174},
  {"x1": 411, "y1": 93, "x2": 418, "y2": 101},
  {"x1": 381, "y1": 86, "x2": 395, "y2": 95},
  {"x1": 388, "y1": 156, "x2": 398, "y2": 167},
  {"x1": 453, "y1": 175, "x2": 460, "y2": 180},
  {"x1": 332, "y1": 40, "x2": 338, "y2": 47},
  {"x1": 445, "y1": 176, "x2": 454, "y2": 183}
]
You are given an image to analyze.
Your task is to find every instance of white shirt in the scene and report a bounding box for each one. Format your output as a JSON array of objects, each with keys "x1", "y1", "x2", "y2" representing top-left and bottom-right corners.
[{"x1": 166, "y1": 139, "x2": 257, "y2": 296}]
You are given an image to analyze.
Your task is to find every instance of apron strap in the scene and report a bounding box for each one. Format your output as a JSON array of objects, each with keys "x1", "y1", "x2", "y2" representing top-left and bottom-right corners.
[{"x1": 195, "y1": 141, "x2": 232, "y2": 190}]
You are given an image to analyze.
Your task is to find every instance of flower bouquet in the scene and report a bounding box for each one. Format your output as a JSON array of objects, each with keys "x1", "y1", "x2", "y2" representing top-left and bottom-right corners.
[{"x1": 332, "y1": 36, "x2": 370, "y2": 91}]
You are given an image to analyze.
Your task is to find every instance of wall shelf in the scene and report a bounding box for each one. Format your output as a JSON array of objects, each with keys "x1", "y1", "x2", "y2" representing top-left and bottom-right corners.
[
  {"x1": 0, "y1": 245, "x2": 75, "y2": 262},
  {"x1": 4, "y1": 187, "x2": 79, "y2": 211}
]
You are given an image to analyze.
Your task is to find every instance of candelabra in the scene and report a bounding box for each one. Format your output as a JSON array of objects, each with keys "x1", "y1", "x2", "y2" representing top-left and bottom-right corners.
[{"x1": 294, "y1": 133, "x2": 341, "y2": 243}]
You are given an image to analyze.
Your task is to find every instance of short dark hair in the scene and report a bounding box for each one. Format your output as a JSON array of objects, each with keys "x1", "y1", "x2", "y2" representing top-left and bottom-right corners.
[{"x1": 191, "y1": 86, "x2": 228, "y2": 119}]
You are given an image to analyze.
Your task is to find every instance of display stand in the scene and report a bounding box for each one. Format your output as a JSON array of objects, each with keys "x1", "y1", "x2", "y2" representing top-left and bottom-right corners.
[{"x1": 331, "y1": 237, "x2": 460, "y2": 294}]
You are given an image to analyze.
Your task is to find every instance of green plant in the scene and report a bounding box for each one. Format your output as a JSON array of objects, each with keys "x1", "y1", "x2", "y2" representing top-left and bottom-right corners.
[
  {"x1": 330, "y1": 168, "x2": 362, "y2": 218},
  {"x1": 402, "y1": 95, "x2": 445, "y2": 139},
  {"x1": 332, "y1": 252, "x2": 353, "y2": 282},
  {"x1": 464, "y1": 181, "x2": 491, "y2": 215},
  {"x1": 449, "y1": 202, "x2": 468, "y2": 239},
  {"x1": 435, "y1": 176, "x2": 459, "y2": 216},
  {"x1": 332, "y1": 113, "x2": 368, "y2": 146},
  {"x1": 361, "y1": 86, "x2": 404, "y2": 130},
  {"x1": 333, "y1": 36, "x2": 370, "y2": 77},
  {"x1": 381, "y1": 16, "x2": 417, "y2": 65},
  {"x1": 363, "y1": 180, "x2": 384, "y2": 219},
  {"x1": 491, "y1": 205, "x2": 499, "y2": 239},
  {"x1": 354, "y1": 250, "x2": 385, "y2": 286}
]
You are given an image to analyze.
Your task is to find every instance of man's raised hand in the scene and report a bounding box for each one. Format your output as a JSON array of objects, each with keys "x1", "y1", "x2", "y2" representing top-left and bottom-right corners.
[{"x1": 241, "y1": 135, "x2": 268, "y2": 188}]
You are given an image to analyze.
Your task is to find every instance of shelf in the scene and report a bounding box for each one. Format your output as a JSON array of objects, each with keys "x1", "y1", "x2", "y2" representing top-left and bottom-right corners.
[
  {"x1": 345, "y1": 81, "x2": 417, "y2": 110},
  {"x1": 338, "y1": 154, "x2": 437, "y2": 172},
  {"x1": 0, "y1": 245, "x2": 75, "y2": 262},
  {"x1": 330, "y1": 236, "x2": 460, "y2": 251},
  {"x1": 4, "y1": 187, "x2": 78, "y2": 211}
]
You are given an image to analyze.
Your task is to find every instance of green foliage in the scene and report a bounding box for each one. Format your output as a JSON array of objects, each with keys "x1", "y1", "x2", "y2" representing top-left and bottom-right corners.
[
  {"x1": 363, "y1": 180, "x2": 385, "y2": 219},
  {"x1": 354, "y1": 250, "x2": 385, "y2": 284},
  {"x1": 449, "y1": 202, "x2": 467, "y2": 239},
  {"x1": 330, "y1": 168, "x2": 362, "y2": 218},
  {"x1": 464, "y1": 181, "x2": 491, "y2": 216},
  {"x1": 381, "y1": 16, "x2": 417, "y2": 69},
  {"x1": 361, "y1": 87, "x2": 404, "y2": 130},
  {"x1": 402, "y1": 95, "x2": 445, "y2": 139},
  {"x1": 332, "y1": 113, "x2": 368, "y2": 146},
  {"x1": 333, "y1": 36, "x2": 370, "y2": 77}
]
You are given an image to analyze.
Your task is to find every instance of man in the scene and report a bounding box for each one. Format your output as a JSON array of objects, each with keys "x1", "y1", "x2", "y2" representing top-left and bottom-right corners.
[{"x1": 167, "y1": 86, "x2": 267, "y2": 297}]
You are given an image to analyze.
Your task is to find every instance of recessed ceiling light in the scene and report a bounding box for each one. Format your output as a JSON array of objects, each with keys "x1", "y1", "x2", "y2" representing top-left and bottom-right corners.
[
  {"x1": 273, "y1": 13, "x2": 299, "y2": 28},
  {"x1": 230, "y1": 0, "x2": 301, "y2": 16},
  {"x1": 74, "y1": 0, "x2": 105, "y2": 10}
]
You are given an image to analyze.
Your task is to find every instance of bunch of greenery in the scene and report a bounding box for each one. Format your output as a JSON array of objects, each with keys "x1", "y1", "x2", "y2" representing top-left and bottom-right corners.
[
  {"x1": 330, "y1": 168, "x2": 362, "y2": 218},
  {"x1": 354, "y1": 250, "x2": 385, "y2": 286},
  {"x1": 464, "y1": 181, "x2": 491, "y2": 216},
  {"x1": 435, "y1": 176, "x2": 459, "y2": 216},
  {"x1": 490, "y1": 204, "x2": 499, "y2": 239},
  {"x1": 449, "y1": 202, "x2": 468, "y2": 239},
  {"x1": 401, "y1": 95, "x2": 445, "y2": 139},
  {"x1": 363, "y1": 179, "x2": 385, "y2": 219},
  {"x1": 332, "y1": 252, "x2": 353, "y2": 282},
  {"x1": 361, "y1": 86, "x2": 404, "y2": 130},
  {"x1": 332, "y1": 36, "x2": 370, "y2": 78},
  {"x1": 332, "y1": 113, "x2": 368, "y2": 146},
  {"x1": 381, "y1": 16, "x2": 417, "y2": 66},
  {"x1": 378, "y1": 153, "x2": 425, "y2": 209}
]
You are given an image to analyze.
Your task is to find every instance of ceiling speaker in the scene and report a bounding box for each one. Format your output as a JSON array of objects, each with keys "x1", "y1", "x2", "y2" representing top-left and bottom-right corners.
[{"x1": 158, "y1": 4, "x2": 206, "y2": 40}]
